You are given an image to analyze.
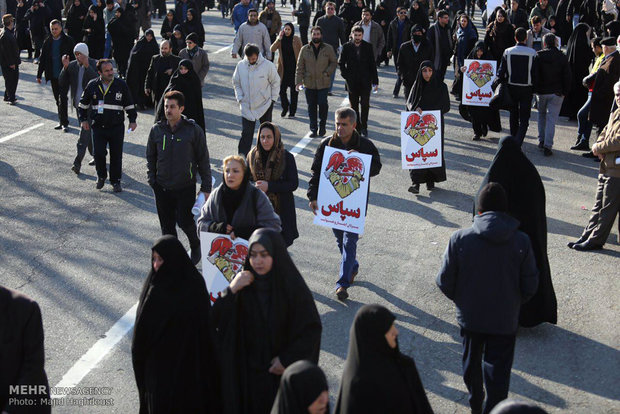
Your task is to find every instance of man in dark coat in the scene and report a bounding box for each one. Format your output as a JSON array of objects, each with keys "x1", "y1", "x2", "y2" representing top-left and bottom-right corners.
[
  {"x1": 339, "y1": 26, "x2": 378, "y2": 137},
  {"x1": 589, "y1": 37, "x2": 620, "y2": 135},
  {"x1": 426, "y1": 9, "x2": 452, "y2": 81},
  {"x1": 36, "y1": 19, "x2": 74, "y2": 131},
  {"x1": 23, "y1": 0, "x2": 50, "y2": 61},
  {"x1": 0, "y1": 285, "x2": 51, "y2": 414},
  {"x1": 0, "y1": 14, "x2": 20, "y2": 104},
  {"x1": 438, "y1": 182, "x2": 539, "y2": 414},
  {"x1": 386, "y1": 7, "x2": 412, "y2": 97},
  {"x1": 145, "y1": 40, "x2": 181, "y2": 109},
  {"x1": 397, "y1": 24, "x2": 433, "y2": 100},
  {"x1": 507, "y1": 0, "x2": 529, "y2": 30}
]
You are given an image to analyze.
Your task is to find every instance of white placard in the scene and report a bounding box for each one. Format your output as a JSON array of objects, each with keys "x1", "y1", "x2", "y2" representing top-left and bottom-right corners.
[
  {"x1": 400, "y1": 110, "x2": 443, "y2": 169},
  {"x1": 462, "y1": 59, "x2": 497, "y2": 107},
  {"x1": 200, "y1": 232, "x2": 248, "y2": 304},
  {"x1": 487, "y1": 0, "x2": 503, "y2": 13},
  {"x1": 313, "y1": 146, "x2": 372, "y2": 235}
]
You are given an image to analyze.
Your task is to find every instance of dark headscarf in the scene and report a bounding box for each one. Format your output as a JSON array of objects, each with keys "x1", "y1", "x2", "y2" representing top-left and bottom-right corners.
[
  {"x1": 566, "y1": 23, "x2": 593, "y2": 66},
  {"x1": 183, "y1": 8, "x2": 205, "y2": 46},
  {"x1": 157, "y1": 59, "x2": 205, "y2": 131},
  {"x1": 606, "y1": 20, "x2": 620, "y2": 38},
  {"x1": 270, "y1": 361, "x2": 328, "y2": 414},
  {"x1": 126, "y1": 29, "x2": 159, "y2": 106},
  {"x1": 489, "y1": 8, "x2": 510, "y2": 38},
  {"x1": 334, "y1": 304, "x2": 434, "y2": 414},
  {"x1": 406, "y1": 61, "x2": 449, "y2": 112},
  {"x1": 467, "y1": 40, "x2": 492, "y2": 60},
  {"x1": 475, "y1": 136, "x2": 557, "y2": 327},
  {"x1": 221, "y1": 157, "x2": 250, "y2": 223}
]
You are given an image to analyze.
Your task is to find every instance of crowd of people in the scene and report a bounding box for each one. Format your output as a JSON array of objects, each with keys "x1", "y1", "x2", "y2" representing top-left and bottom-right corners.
[{"x1": 1, "y1": 0, "x2": 619, "y2": 413}]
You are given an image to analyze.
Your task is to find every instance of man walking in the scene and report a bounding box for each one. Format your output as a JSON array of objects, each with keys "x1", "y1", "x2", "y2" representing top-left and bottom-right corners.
[
  {"x1": 535, "y1": 33, "x2": 571, "y2": 156},
  {"x1": 386, "y1": 7, "x2": 411, "y2": 98},
  {"x1": 231, "y1": 0, "x2": 251, "y2": 32},
  {"x1": 178, "y1": 33, "x2": 210, "y2": 86},
  {"x1": 397, "y1": 24, "x2": 433, "y2": 100},
  {"x1": 354, "y1": 8, "x2": 385, "y2": 64},
  {"x1": 426, "y1": 10, "x2": 452, "y2": 81},
  {"x1": 316, "y1": 2, "x2": 345, "y2": 93},
  {"x1": 232, "y1": 8, "x2": 272, "y2": 60},
  {"x1": 296, "y1": 26, "x2": 338, "y2": 137},
  {"x1": 146, "y1": 90, "x2": 212, "y2": 264},
  {"x1": 437, "y1": 182, "x2": 539, "y2": 414},
  {"x1": 0, "y1": 14, "x2": 20, "y2": 105},
  {"x1": 568, "y1": 81, "x2": 620, "y2": 252},
  {"x1": 233, "y1": 43, "x2": 279, "y2": 156},
  {"x1": 292, "y1": 0, "x2": 311, "y2": 44},
  {"x1": 145, "y1": 40, "x2": 181, "y2": 109},
  {"x1": 307, "y1": 107, "x2": 381, "y2": 300},
  {"x1": 78, "y1": 59, "x2": 137, "y2": 192},
  {"x1": 59, "y1": 43, "x2": 98, "y2": 175},
  {"x1": 339, "y1": 25, "x2": 378, "y2": 137},
  {"x1": 258, "y1": 0, "x2": 281, "y2": 45},
  {"x1": 495, "y1": 28, "x2": 538, "y2": 146},
  {"x1": 36, "y1": 19, "x2": 75, "y2": 131}
]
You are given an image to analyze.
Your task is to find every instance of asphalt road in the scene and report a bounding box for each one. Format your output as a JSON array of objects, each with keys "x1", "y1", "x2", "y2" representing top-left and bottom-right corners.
[{"x1": 0, "y1": 5, "x2": 619, "y2": 413}]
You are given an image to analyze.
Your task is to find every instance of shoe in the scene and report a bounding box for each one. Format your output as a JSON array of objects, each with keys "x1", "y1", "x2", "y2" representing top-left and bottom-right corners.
[
  {"x1": 543, "y1": 147, "x2": 553, "y2": 156},
  {"x1": 191, "y1": 246, "x2": 202, "y2": 265},
  {"x1": 360, "y1": 129, "x2": 368, "y2": 137},
  {"x1": 582, "y1": 151, "x2": 597, "y2": 158},
  {"x1": 327, "y1": 92, "x2": 333, "y2": 96},
  {"x1": 54, "y1": 124, "x2": 63, "y2": 130},
  {"x1": 571, "y1": 140, "x2": 590, "y2": 151},
  {"x1": 112, "y1": 182, "x2": 122, "y2": 193},
  {"x1": 319, "y1": 126, "x2": 326, "y2": 136},
  {"x1": 572, "y1": 241, "x2": 603, "y2": 251},
  {"x1": 426, "y1": 181, "x2": 435, "y2": 190},
  {"x1": 392, "y1": 93, "x2": 398, "y2": 98},
  {"x1": 88, "y1": 158, "x2": 96, "y2": 166},
  {"x1": 71, "y1": 165, "x2": 80, "y2": 175},
  {"x1": 336, "y1": 287, "x2": 349, "y2": 301},
  {"x1": 33, "y1": 58, "x2": 39, "y2": 64},
  {"x1": 96, "y1": 178, "x2": 105, "y2": 189},
  {"x1": 281, "y1": 108, "x2": 288, "y2": 117},
  {"x1": 567, "y1": 237, "x2": 586, "y2": 248},
  {"x1": 62, "y1": 125, "x2": 69, "y2": 132},
  {"x1": 288, "y1": 113, "x2": 295, "y2": 118},
  {"x1": 538, "y1": 141, "x2": 544, "y2": 149},
  {"x1": 408, "y1": 184, "x2": 420, "y2": 194},
  {"x1": 8, "y1": 100, "x2": 16, "y2": 105},
  {"x1": 472, "y1": 134, "x2": 480, "y2": 141},
  {"x1": 309, "y1": 130, "x2": 318, "y2": 138}
]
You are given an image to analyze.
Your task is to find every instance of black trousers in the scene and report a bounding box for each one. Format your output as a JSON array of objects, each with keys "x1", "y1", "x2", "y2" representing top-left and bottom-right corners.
[
  {"x1": 461, "y1": 328, "x2": 516, "y2": 414},
  {"x1": 280, "y1": 83, "x2": 298, "y2": 115},
  {"x1": 299, "y1": 25, "x2": 309, "y2": 45},
  {"x1": 93, "y1": 124, "x2": 124, "y2": 184},
  {"x1": 239, "y1": 103, "x2": 273, "y2": 156},
  {"x1": 153, "y1": 184, "x2": 200, "y2": 249},
  {"x1": 1, "y1": 65, "x2": 19, "y2": 102},
  {"x1": 51, "y1": 78, "x2": 69, "y2": 126},
  {"x1": 348, "y1": 86, "x2": 371, "y2": 131},
  {"x1": 508, "y1": 85, "x2": 533, "y2": 146}
]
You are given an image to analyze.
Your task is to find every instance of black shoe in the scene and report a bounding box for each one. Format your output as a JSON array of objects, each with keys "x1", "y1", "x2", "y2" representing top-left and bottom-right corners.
[
  {"x1": 288, "y1": 113, "x2": 295, "y2": 118},
  {"x1": 543, "y1": 147, "x2": 553, "y2": 156},
  {"x1": 62, "y1": 125, "x2": 69, "y2": 132},
  {"x1": 567, "y1": 237, "x2": 586, "y2": 248},
  {"x1": 426, "y1": 181, "x2": 435, "y2": 190},
  {"x1": 327, "y1": 92, "x2": 333, "y2": 96},
  {"x1": 191, "y1": 246, "x2": 202, "y2": 265},
  {"x1": 319, "y1": 126, "x2": 326, "y2": 136},
  {"x1": 112, "y1": 182, "x2": 122, "y2": 193},
  {"x1": 8, "y1": 100, "x2": 16, "y2": 105},
  {"x1": 336, "y1": 287, "x2": 349, "y2": 301},
  {"x1": 392, "y1": 93, "x2": 398, "y2": 98},
  {"x1": 96, "y1": 178, "x2": 105, "y2": 189},
  {"x1": 309, "y1": 130, "x2": 318, "y2": 138},
  {"x1": 538, "y1": 141, "x2": 544, "y2": 149},
  {"x1": 408, "y1": 184, "x2": 420, "y2": 194},
  {"x1": 571, "y1": 140, "x2": 590, "y2": 151},
  {"x1": 71, "y1": 165, "x2": 80, "y2": 175},
  {"x1": 88, "y1": 158, "x2": 96, "y2": 166},
  {"x1": 54, "y1": 124, "x2": 63, "y2": 130},
  {"x1": 572, "y1": 241, "x2": 603, "y2": 251},
  {"x1": 360, "y1": 129, "x2": 368, "y2": 137},
  {"x1": 481, "y1": 124, "x2": 488, "y2": 137},
  {"x1": 472, "y1": 134, "x2": 480, "y2": 141},
  {"x1": 582, "y1": 151, "x2": 597, "y2": 158},
  {"x1": 281, "y1": 108, "x2": 288, "y2": 117}
]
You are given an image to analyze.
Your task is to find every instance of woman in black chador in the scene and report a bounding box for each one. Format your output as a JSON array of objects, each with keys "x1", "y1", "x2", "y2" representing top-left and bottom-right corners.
[
  {"x1": 65, "y1": 0, "x2": 88, "y2": 44},
  {"x1": 475, "y1": 136, "x2": 558, "y2": 327},
  {"x1": 559, "y1": 23, "x2": 594, "y2": 120},
  {"x1": 126, "y1": 29, "x2": 159, "y2": 109},
  {"x1": 270, "y1": 360, "x2": 329, "y2": 414},
  {"x1": 82, "y1": 5, "x2": 105, "y2": 59},
  {"x1": 156, "y1": 59, "x2": 205, "y2": 132},
  {"x1": 211, "y1": 229, "x2": 322, "y2": 414},
  {"x1": 132, "y1": 236, "x2": 220, "y2": 414},
  {"x1": 107, "y1": 7, "x2": 134, "y2": 78},
  {"x1": 406, "y1": 60, "x2": 450, "y2": 194},
  {"x1": 334, "y1": 304, "x2": 434, "y2": 414}
]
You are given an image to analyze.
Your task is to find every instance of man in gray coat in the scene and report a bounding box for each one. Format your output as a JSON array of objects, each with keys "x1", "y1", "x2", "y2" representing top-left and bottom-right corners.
[
  {"x1": 354, "y1": 8, "x2": 385, "y2": 63},
  {"x1": 58, "y1": 42, "x2": 98, "y2": 174},
  {"x1": 178, "y1": 33, "x2": 210, "y2": 86},
  {"x1": 232, "y1": 8, "x2": 272, "y2": 60}
]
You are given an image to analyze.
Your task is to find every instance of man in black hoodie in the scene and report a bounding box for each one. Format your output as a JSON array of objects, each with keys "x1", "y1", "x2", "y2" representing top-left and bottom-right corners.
[{"x1": 437, "y1": 182, "x2": 539, "y2": 414}]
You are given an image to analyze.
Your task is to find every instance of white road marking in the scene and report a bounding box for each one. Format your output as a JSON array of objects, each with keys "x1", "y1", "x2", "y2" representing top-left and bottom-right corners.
[
  {"x1": 51, "y1": 303, "x2": 138, "y2": 398},
  {"x1": 53, "y1": 133, "x2": 314, "y2": 393},
  {"x1": 0, "y1": 123, "x2": 45, "y2": 143},
  {"x1": 214, "y1": 44, "x2": 233, "y2": 54},
  {"x1": 340, "y1": 97, "x2": 350, "y2": 107}
]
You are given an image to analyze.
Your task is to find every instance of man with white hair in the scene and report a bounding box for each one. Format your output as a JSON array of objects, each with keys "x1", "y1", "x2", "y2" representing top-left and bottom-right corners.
[{"x1": 59, "y1": 42, "x2": 98, "y2": 175}]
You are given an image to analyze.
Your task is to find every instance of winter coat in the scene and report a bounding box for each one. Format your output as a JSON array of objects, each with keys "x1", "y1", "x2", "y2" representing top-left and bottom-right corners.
[
  {"x1": 270, "y1": 34, "x2": 302, "y2": 79},
  {"x1": 386, "y1": 17, "x2": 412, "y2": 55},
  {"x1": 590, "y1": 51, "x2": 620, "y2": 128},
  {"x1": 534, "y1": 46, "x2": 571, "y2": 96},
  {"x1": 295, "y1": 41, "x2": 338, "y2": 90},
  {"x1": 339, "y1": 40, "x2": 378, "y2": 91},
  {"x1": 353, "y1": 19, "x2": 386, "y2": 62},
  {"x1": 178, "y1": 47, "x2": 210, "y2": 85},
  {"x1": 397, "y1": 38, "x2": 434, "y2": 89},
  {"x1": 232, "y1": 53, "x2": 280, "y2": 121},
  {"x1": 232, "y1": 21, "x2": 273, "y2": 60},
  {"x1": 36, "y1": 32, "x2": 75, "y2": 81},
  {"x1": 593, "y1": 108, "x2": 620, "y2": 178},
  {"x1": 258, "y1": 9, "x2": 282, "y2": 37}
]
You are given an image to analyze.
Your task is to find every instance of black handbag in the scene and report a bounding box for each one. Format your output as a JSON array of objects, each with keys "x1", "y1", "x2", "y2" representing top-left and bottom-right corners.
[{"x1": 489, "y1": 82, "x2": 514, "y2": 111}]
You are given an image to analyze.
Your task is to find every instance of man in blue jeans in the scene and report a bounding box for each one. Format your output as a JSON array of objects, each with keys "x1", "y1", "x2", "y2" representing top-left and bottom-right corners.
[{"x1": 307, "y1": 107, "x2": 381, "y2": 300}]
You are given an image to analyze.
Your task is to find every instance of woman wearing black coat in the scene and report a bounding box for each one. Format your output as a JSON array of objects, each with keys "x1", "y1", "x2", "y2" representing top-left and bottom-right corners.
[
  {"x1": 65, "y1": 0, "x2": 88, "y2": 45},
  {"x1": 406, "y1": 60, "x2": 450, "y2": 194},
  {"x1": 82, "y1": 5, "x2": 105, "y2": 59},
  {"x1": 559, "y1": 23, "x2": 593, "y2": 119},
  {"x1": 160, "y1": 9, "x2": 179, "y2": 40},
  {"x1": 247, "y1": 122, "x2": 299, "y2": 247},
  {"x1": 107, "y1": 7, "x2": 134, "y2": 77},
  {"x1": 157, "y1": 59, "x2": 205, "y2": 131},
  {"x1": 182, "y1": 8, "x2": 205, "y2": 47},
  {"x1": 408, "y1": 0, "x2": 429, "y2": 31},
  {"x1": 484, "y1": 8, "x2": 515, "y2": 63},
  {"x1": 334, "y1": 304, "x2": 433, "y2": 414},
  {"x1": 170, "y1": 25, "x2": 186, "y2": 55},
  {"x1": 126, "y1": 29, "x2": 160, "y2": 109},
  {"x1": 132, "y1": 236, "x2": 221, "y2": 414},
  {"x1": 211, "y1": 228, "x2": 322, "y2": 414}
]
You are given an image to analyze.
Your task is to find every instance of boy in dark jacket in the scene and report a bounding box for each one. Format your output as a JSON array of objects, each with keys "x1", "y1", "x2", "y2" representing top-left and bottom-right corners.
[{"x1": 436, "y1": 182, "x2": 539, "y2": 414}]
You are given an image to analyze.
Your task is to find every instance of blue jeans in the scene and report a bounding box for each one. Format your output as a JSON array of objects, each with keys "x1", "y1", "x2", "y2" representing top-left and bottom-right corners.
[
  {"x1": 572, "y1": 14, "x2": 580, "y2": 29},
  {"x1": 537, "y1": 93, "x2": 564, "y2": 149},
  {"x1": 577, "y1": 92, "x2": 593, "y2": 142},
  {"x1": 332, "y1": 229, "x2": 359, "y2": 289},
  {"x1": 305, "y1": 88, "x2": 328, "y2": 132}
]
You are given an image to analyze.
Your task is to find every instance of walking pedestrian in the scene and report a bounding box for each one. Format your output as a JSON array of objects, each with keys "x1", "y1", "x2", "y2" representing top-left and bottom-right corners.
[
  {"x1": 106, "y1": 7, "x2": 133, "y2": 77},
  {"x1": 386, "y1": 7, "x2": 412, "y2": 98},
  {"x1": 0, "y1": 14, "x2": 20, "y2": 104},
  {"x1": 160, "y1": 9, "x2": 179, "y2": 40},
  {"x1": 484, "y1": 7, "x2": 515, "y2": 63},
  {"x1": 157, "y1": 59, "x2": 205, "y2": 131},
  {"x1": 65, "y1": 0, "x2": 88, "y2": 43},
  {"x1": 258, "y1": 0, "x2": 282, "y2": 45},
  {"x1": 559, "y1": 23, "x2": 593, "y2": 121},
  {"x1": 270, "y1": 23, "x2": 302, "y2": 117},
  {"x1": 271, "y1": 361, "x2": 329, "y2": 414},
  {"x1": 316, "y1": 2, "x2": 346, "y2": 93},
  {"x1": 78, "y1": 59, "x2": 138, "y2": 192},
  {"x1": 178, "y1": 32, "x2": 210, "y2": 86},
  {"x1": 437, "y1": 181, "x2": 539, "y2": 414},
  {"x1": 426, "y1": 9, "x2": 452, "y2": 81},
  {"x1": 354, "y1": 8, "x2": 385, "y2": 63},
  {"x1": 126, "y1": 28, "x2": 159, "y2": 110},
  {"x1": 182, "y1": 8, "x2": 204, "y2": 47},
  {"x1": 82, "y1": 4, "x2": 105, "y2": 59},
  {"x1": 145, "y1": 40, "x2": 181, "y2": 110},
  {"x1": 587, "y1": 37, "x2": 620, "y2": 141},
  {"x1": 307, "y1": 107, "x2": 381, "y2": 300},
  {"x1": 232, "y1": 8, "x2": 272, "y2": 59},
  {"x1": 24, "y1": 0, "x2": 49, "y2": 62},
  {"x1": 292, "y1": 0, "x2": 311, "y2": 44}
]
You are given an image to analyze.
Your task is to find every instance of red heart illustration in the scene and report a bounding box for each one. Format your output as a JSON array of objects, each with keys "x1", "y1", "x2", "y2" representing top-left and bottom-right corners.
[
  {"x1": 207, "y1": 236, "x2": 248, "y2": 282},
  {"x1": 405, "y1": 113, "x2": 438, "y2": 146},
  {"x1": 324, "y1": 152, "x2": 365, "y2": 199}
]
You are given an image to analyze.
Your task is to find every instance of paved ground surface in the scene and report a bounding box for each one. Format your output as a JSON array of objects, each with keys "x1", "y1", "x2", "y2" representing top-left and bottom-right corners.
[{"x1": 0, "y1": 5, "x2": 619, "y2": 413}]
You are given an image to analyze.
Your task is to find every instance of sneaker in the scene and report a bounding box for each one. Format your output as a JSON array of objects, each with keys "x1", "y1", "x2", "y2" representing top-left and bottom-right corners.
[
  {"x1": 112, "y1": 182, "x2": 122, "y2": 192},
  {"x1": 71, "y1": 165, "x2": 80, "y2": 175},
  {"x1": 191, "y1": 246, "x2": 202, "y2": 265},
  {"x1": 543, "y1": 147, "x2": 553, "y2": 156},
  {"x1": 408, "y1": 184, "x2": 420, "y2": 194},
  {"x1": 8, "y1": 100, "x2": 16, "y2": 105},
  {"x1": 336, "y1": 287, "x2": 349, "y2": 301},
  {"x1": 88, "y1": 158, "x2": 96, "y2": 166},
  {"x1": 571, "y1": 140, "x2": 590, "y2": 151},
  {"x1": 426, "y1": 181, "x2": 435, "y2": 190},
  {"x1": 96, "y1": 178, "x2": 105, "y2": 189},
  {"x1": 319, "y1": 126, "x2": 326, "y2": 136}
]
